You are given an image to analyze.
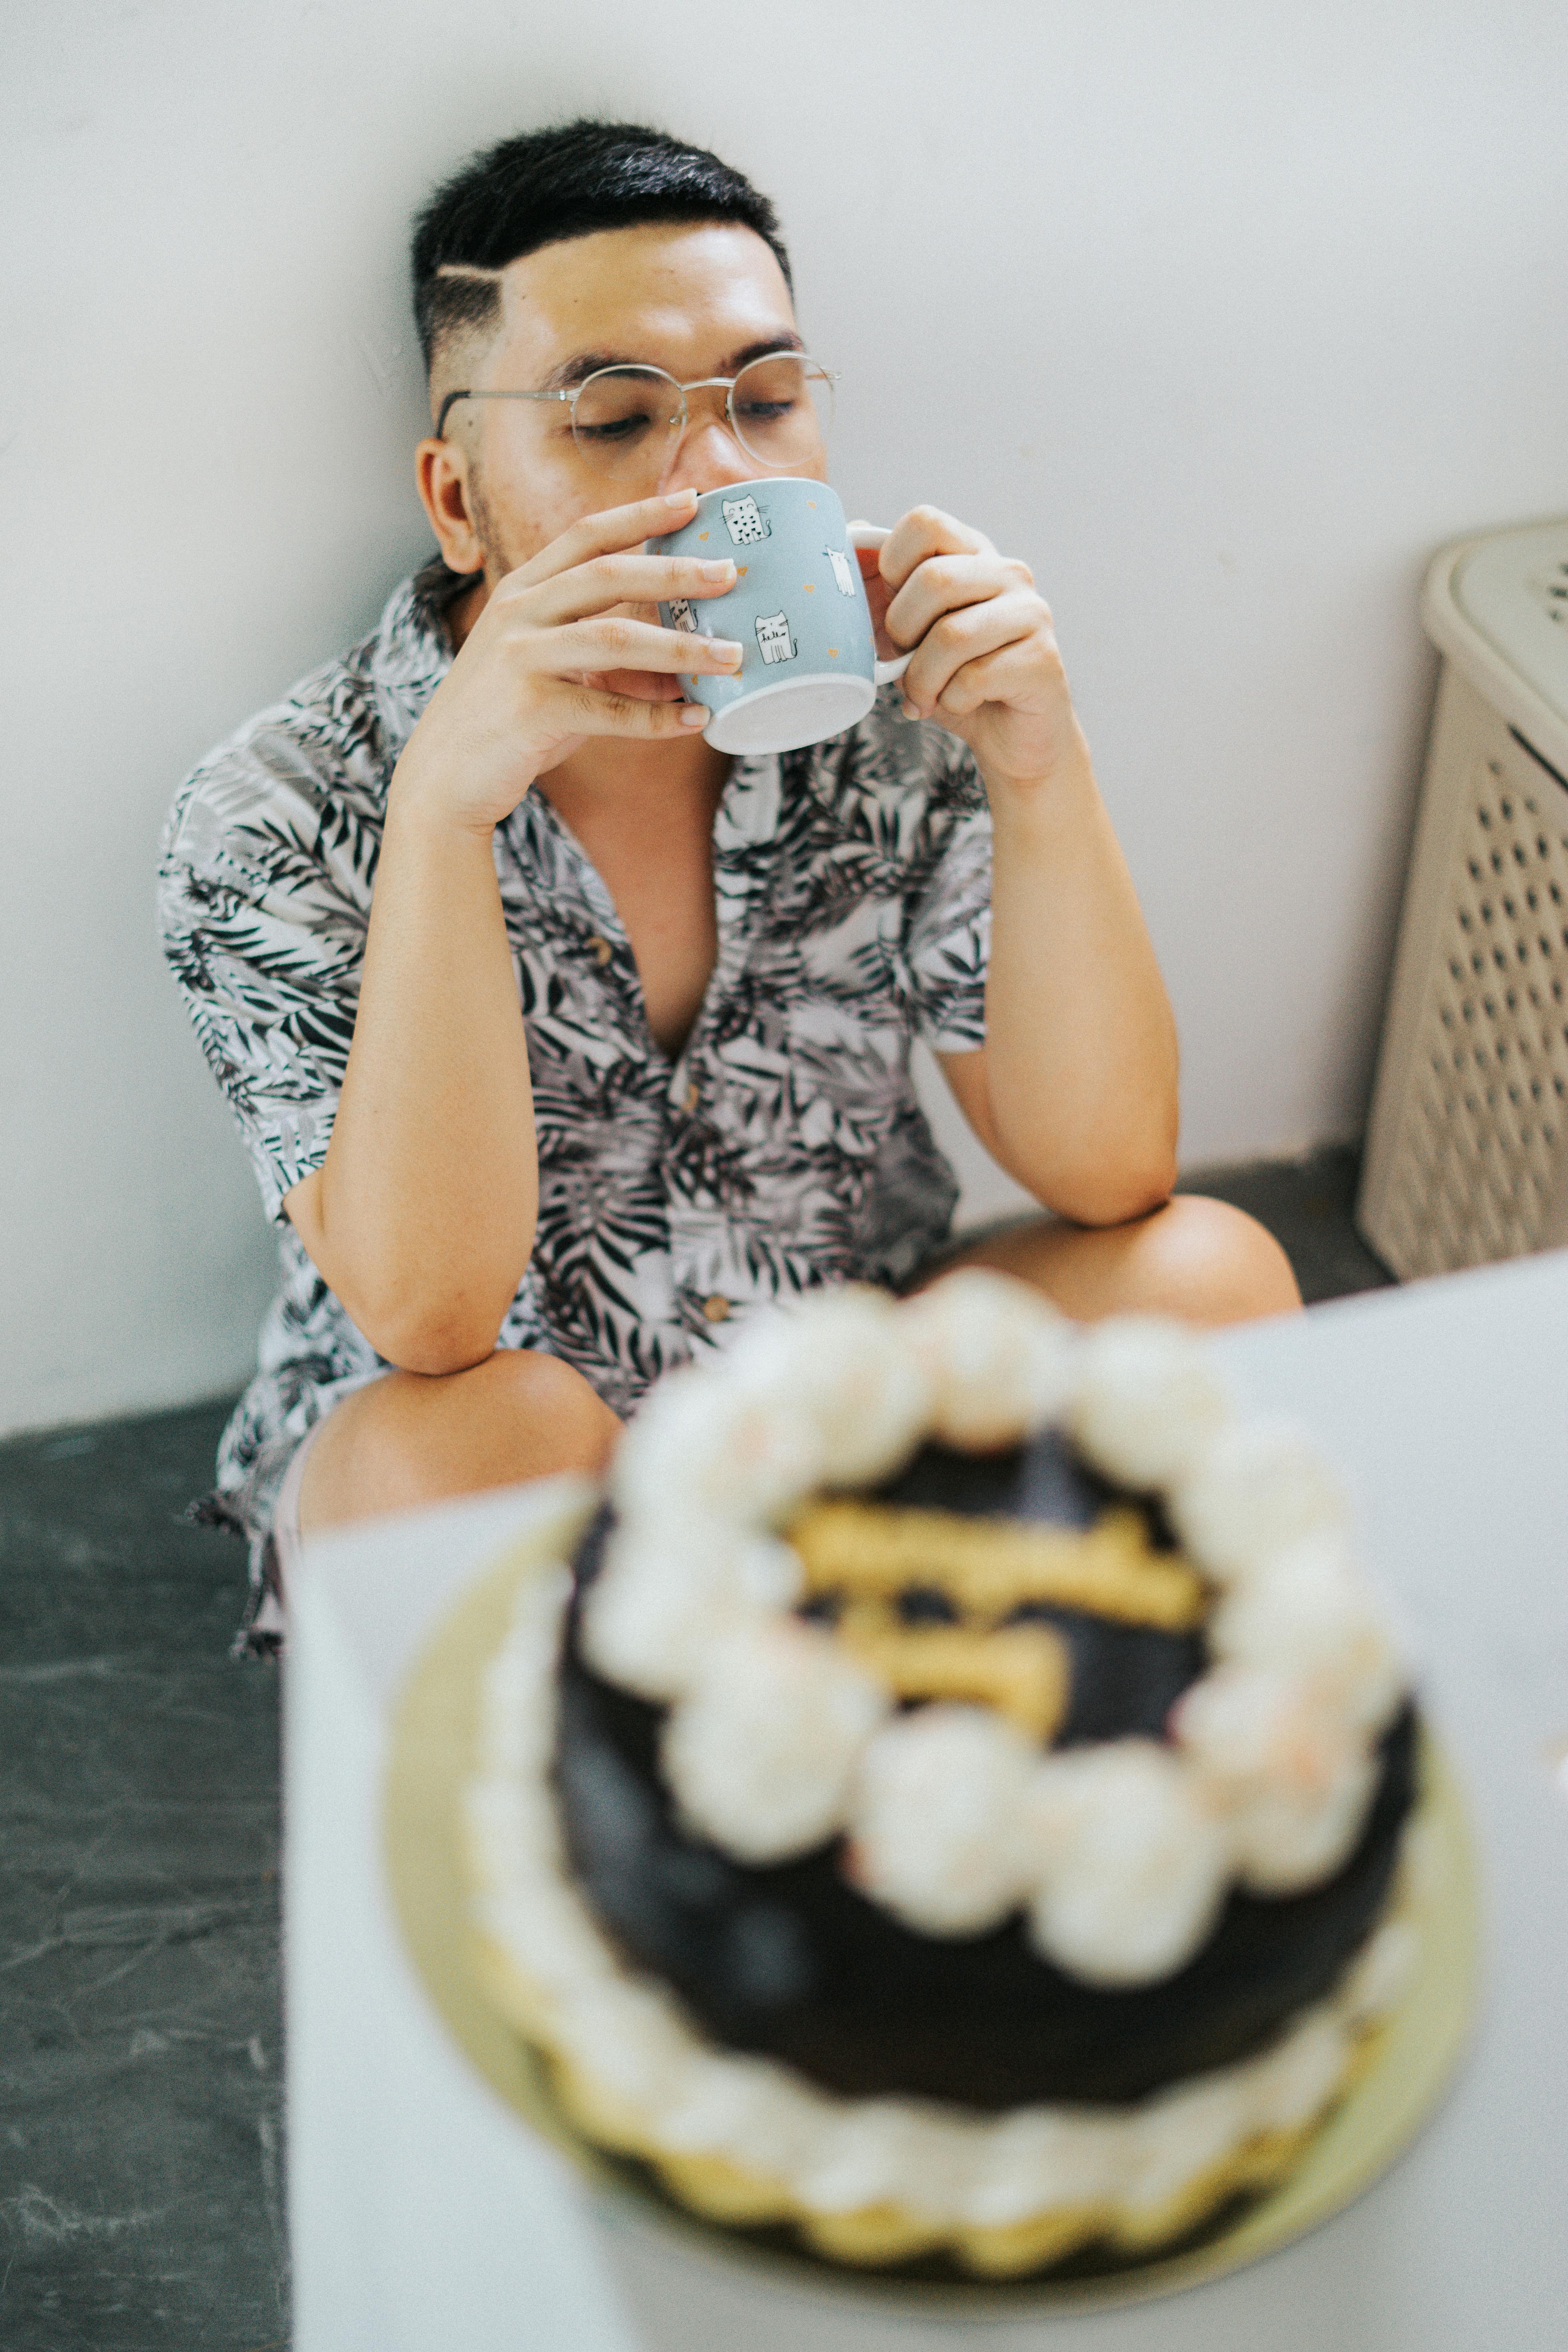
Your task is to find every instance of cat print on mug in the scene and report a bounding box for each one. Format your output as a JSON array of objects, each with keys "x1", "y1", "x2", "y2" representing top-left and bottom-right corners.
[
  {"x1": 755, "y1": 611, "x2": 796, "y2": 665},
  {"x1": 826, "y1": 547, "x2": 857, "y2": 595},
  {"x1": 723, "y1": 495, "x2": 770, "y2": 547}
]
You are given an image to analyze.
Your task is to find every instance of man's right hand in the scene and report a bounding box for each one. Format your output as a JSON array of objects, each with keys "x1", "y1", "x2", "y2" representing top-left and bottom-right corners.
[{"x1": 389, "y1": 486, "x2": 744, "y2": 835}]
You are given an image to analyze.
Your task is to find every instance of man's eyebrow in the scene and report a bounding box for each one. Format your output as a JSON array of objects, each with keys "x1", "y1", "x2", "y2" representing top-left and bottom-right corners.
[
  {"x1": 722, "y1": 333, "x2": 806, "y2": 371},
  {"x1": 541, "y1": 349, "x2": 638, "y2": 391},
  {"x1": 540, "y1": 332, "x2": 806, "y2": 393}
]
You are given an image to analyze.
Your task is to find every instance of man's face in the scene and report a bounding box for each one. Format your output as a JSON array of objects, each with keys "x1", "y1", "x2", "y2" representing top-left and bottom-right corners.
[{"x1": 434, "y1": 221, "x2": 824, "y2": 582}]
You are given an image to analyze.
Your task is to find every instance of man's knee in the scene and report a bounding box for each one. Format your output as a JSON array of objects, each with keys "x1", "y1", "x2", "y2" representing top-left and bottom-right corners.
[
  {"x1": 932, "y1": 1196, "x2": 1300, "y2": 1327},
  {"x1": 299, "y1": 1346, "x2": 619, "y2": 1535},
  {"x1": 1138, "y1": 1194, "x2": 1302, "y2": 1324}
]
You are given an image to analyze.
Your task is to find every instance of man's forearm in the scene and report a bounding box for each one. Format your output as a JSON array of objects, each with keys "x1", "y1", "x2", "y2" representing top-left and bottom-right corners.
[
  {"x1": 978, "y1": 739, "x2": 1179, "y2": 1224},
  {"x1": 286, "y1": 787, "x2": 537, "y2": 1371}
]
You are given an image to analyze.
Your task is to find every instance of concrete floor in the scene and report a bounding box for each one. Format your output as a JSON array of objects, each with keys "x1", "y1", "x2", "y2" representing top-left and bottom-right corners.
[{"x1": 0, "y1": 1147, "x2": 1389, "y2": 2351}]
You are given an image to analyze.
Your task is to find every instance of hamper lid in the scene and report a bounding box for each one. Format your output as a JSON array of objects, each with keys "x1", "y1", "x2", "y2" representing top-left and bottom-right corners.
[{"x1": 1421, "y1": 516, "x2": 1568, "y2": 776}]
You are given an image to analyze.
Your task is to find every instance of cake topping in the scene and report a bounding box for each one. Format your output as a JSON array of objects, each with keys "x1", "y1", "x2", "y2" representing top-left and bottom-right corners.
[
  {"x1": 833, "y1": 1605, "x2": 1071, "y2": 1741},
  {"x1": 719, "y1": 1286, "x2": 934, "y2": 1487},
  {"x1": 1207, "y1": 1527, "x2": 1406, "y2": 1732},
  {"x1": 844, "y1": 1703, "x2": 1040, "y2": 1934},
  {"x1": 901, "y1": 1268, "x2": 1076, "y2": 1450},
  {"x1": 786, "y1": 1497, "x2": 1208, "y2": 1630},
  {"x1": 1171, "y1": 1665, "x2": 1378, "y2": 1891},
  {"x1": 580, "y1": 1525, "x2": 804, "y2": 1701},
  {"x1": 1069, "y1": 1316, "x2": 1233, "y2": 1489},
  {"x1": 1169, "y1": 1415, "x2": 1349, "y2": 1583},
  {"x1": 585, "y1": 1277, "x2": 1410, "y2": 1986},
  {"x1": 1024, "y1": 1740, "x2": 1232, "y2": 1984},
  {"x1": 613, "y1": 1371, "x2": 826, "y2": 1528},
  {"x1": 658, "y1": 1617, "x2": 889, "y2": 1863}
]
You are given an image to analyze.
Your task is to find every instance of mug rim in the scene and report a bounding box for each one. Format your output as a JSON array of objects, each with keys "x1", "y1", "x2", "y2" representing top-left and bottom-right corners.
[{"x1": 649, "y1": 477, "x2": 843, "y2": 529}]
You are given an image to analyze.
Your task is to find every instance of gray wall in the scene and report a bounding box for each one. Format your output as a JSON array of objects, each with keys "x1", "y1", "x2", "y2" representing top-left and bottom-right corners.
[{"x1": 4, "y1": 0, "x2": 1566, "y2": 1433}]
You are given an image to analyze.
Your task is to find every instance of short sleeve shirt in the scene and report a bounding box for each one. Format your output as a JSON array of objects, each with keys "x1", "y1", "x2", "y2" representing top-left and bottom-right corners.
[{"x1": 157, "y1": 558, "x2": 993, "y2": 1585}]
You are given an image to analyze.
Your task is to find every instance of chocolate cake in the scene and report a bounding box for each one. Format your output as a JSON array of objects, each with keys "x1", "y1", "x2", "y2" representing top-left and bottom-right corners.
[{"x1": 465, "y1": 1274, "x2": 1423, "y2": 2274}]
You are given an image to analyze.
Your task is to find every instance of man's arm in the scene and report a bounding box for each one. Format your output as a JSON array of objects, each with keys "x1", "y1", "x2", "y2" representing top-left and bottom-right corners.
[
  {"x1": 284, "y1": 489, "x2": 742, "y2": 1373},
  {"x1": 875, "y1": 509, "x2": 1179, "y2": 1227},
  {"x1": 282, "y1": 807, "x2": 536, "y2": 1374}
]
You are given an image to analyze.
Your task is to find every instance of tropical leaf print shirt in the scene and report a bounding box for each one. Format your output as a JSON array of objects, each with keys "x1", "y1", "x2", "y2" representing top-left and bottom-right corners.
[{"x1": 158, "y1": 559, "x2": 993, "y2": 1640}]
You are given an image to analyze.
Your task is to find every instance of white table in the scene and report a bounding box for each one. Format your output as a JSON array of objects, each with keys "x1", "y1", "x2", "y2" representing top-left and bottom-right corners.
[{"x1": 286, "y1": 1255, "x2": 1568, "y2": 2352}]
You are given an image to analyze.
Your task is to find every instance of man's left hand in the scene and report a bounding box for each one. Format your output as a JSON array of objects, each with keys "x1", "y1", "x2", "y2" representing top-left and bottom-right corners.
[{"x1": 865, "y1": 507, "x2": 1084, "y2": 794}]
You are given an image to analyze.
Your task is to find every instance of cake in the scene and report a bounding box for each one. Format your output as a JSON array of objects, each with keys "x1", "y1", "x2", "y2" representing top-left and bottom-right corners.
[{"x1": 464, "y1": 1273, "x2": 1423, "y2": 2276}]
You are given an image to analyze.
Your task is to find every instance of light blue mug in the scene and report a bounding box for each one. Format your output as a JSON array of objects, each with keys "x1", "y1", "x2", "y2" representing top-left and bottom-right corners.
[{"x1": 649, "y1": 478, "x2": 910, "y2": 755}]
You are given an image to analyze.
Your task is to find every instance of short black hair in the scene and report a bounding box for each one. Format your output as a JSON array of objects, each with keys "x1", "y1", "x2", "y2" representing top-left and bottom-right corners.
[{"x1": 411, "y1": 119, "x2": 792, "y2": 375}]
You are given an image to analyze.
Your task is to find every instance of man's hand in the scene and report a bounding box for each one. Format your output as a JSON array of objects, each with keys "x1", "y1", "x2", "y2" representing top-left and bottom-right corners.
[
  {"x1": 864, "y1": 507, "x2": 1179, "y2": 1223},
  {"x1": 867, "y1": 507, "x2": 1083, "y2": 795},
  {"x1": 392, "y1": 487, "x2": 745, "y2": 834}
]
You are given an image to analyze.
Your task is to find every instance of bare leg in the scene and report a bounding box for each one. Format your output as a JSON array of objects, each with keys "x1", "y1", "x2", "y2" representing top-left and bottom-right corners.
[
  {"x1": 917, "y1": 1195, "x2": 1301, "y2": 1326},
  {"x1": 298, "y1": 1347, "x2": 622, "y2": 1537}
]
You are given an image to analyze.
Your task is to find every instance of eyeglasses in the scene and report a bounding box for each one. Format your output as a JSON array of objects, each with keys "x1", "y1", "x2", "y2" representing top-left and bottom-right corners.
[{"x1": 435, "y1": 350, "x2": 836, "y2": 482}]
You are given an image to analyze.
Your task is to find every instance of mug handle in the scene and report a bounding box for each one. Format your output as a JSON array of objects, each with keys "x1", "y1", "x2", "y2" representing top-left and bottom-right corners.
[{"x1": 846, "y1": 522, "x2": 913, "y2": 685}]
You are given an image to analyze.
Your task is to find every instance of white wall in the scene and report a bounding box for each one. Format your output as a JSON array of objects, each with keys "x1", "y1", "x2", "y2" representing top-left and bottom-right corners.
[{"x1": 3, "y1": 0, "x2": 1566, "y2": 1434}]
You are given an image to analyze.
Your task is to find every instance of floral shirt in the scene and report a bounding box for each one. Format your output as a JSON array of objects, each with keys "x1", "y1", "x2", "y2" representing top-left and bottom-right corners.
[{"x1": 157, "y1": 559, "x2": 993, "y2": 1643}]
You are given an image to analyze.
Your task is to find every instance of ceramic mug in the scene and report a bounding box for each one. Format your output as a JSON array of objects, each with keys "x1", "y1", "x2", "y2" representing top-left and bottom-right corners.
[{"x1": 649, "y1": 478, "x2": 910, "y2": 755}]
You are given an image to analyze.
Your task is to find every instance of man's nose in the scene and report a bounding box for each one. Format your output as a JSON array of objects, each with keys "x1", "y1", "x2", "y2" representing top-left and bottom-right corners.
[{"x1": 659, "y1": 402, "x2": 757, "y2": 494}]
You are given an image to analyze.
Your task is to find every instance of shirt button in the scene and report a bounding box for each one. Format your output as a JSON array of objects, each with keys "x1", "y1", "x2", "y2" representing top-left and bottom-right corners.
[
  {"x1": 683, "y1": 1081, "x2": 701, "y2": 1114},
  {"x1": 701, "y1": 1294, "x2": 731, "y2": 1324},
  {"x1": 587, "y1": 934, "x2": 613, "y2": 965}
]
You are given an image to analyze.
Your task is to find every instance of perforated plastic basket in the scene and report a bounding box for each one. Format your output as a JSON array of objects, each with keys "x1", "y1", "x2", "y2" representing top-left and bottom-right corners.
[{"x1": 1358, "y1": 518, "x2": 1568, "y2": 1279}]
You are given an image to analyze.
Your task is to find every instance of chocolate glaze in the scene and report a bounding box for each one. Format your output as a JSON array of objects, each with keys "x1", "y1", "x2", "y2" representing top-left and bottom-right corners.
[{"x1": 552, "y1": 1436, "x2": 1417, "y2": 2108}]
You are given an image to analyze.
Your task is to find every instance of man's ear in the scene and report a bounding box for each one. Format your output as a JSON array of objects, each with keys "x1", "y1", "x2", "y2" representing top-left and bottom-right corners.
[{"x1": 415, "y1": 434, "x2": 486, "y2": 576}]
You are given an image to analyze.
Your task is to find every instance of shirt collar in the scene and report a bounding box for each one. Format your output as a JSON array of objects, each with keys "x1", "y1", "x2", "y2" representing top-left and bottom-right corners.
[{"x1": 369, "y1": 554, "x2": 466, "y2": 756}]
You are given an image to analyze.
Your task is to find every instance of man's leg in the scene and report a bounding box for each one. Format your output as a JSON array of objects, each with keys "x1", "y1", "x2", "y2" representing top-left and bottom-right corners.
[
  {"x1": 294, "y1": 1204, "x2": 1293, "y2": 1538},
  {"x1": 918, "y1": 1195, "x2": 1301, "y2": 1325},
  {"x1": 298, "y1": 1348, "x2": 622, "y2": 1537}
]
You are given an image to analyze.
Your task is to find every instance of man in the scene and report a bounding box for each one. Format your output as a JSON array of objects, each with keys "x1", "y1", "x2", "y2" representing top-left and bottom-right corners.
[{"x1": 160, "y1": 121, "x2": 1296, "y2": 1648}]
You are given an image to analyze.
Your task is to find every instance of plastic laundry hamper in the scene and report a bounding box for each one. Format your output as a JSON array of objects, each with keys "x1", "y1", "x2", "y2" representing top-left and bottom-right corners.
[{"x1": 1358, "y1": 517, "x2": 1568, "y2": 1279}]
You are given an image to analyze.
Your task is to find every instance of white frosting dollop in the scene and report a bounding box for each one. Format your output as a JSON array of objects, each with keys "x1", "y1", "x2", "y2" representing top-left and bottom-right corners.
[
  {"x1": 613, "y1": 1366, "x2": 824, "y2": 1529},
  {"x1": 580, "y1": 1524, "x2": 805, "y2": 1701},
  {"x1": 1069, "y1": 1318, "x2": 1233, "y2": 1490},
  {"x1": 1025, "y1": 1739, "x2": 1231, "y2": 1985},
  {"x1": 1172, "y1": 1664, "x2": 1376, "y2": 1893},
  {"x1": 658, "y1": 1617, "x2": 890, "y2": 1862},
  {"x1": 962, "y1": 2107, "x2": 1127, "y2": 2226},
  {"x1": 901, "y1": 1269, "x2": 1077, "y2": 1450},
  {"x1": 550, "y1": 1975, "x2": 698, "y2": 2127},
  {"x1": 844, "y1": 1705, "x2": 1039, "y2": 1935},
  {"x1": 1169, "y1": 1416, "x2": 1349, "y2": 1584},
  {"x1": 723, "y1": 1289, "x2": 933, "y2": 1487},
  {"x1": 659, "y1": 2050, "x2": 834, "y2": 2178},
  {"x1": 1208, "y1": 1528, "x2": 1406, "y2": 1732}
]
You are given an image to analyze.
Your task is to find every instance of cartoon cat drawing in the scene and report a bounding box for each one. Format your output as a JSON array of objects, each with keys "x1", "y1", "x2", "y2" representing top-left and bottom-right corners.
[
  {"x1": 722, "y1": 495, "x2": 770, "y2": 547},
  {"x1": 666, "y1": 597, "x2": 699, "y2": 633},
  {"x1": 826, "y1": 547, "x2": 856, "y2": 595},
  {"x1": 755, "y1": 611, "x2": 796, "y2": 665}
]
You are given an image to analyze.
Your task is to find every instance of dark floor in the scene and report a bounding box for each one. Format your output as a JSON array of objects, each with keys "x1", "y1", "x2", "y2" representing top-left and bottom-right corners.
[
  {"x1": 0, "y1": 1147, "x2": 1388, "y2": 2350},
  {"x1": 0, "y1": 1407, "x2": 286, "y2": 2352}
]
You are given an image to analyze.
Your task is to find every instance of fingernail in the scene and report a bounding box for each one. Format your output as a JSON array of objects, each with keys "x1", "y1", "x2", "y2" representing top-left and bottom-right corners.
[
  {"x1": 699, "y1": 560, "x2": 735, "y2": 581},
  {"x1": 665, "y1": 488, "x2": 698, "y2": 507},
  {"x1": 901, "y1": 698, "x2": 920, "y2": 721},
  {"x1": 717, "y1": 642, "x2": 745, "y2": 669},
  {"x1": 678, "y1": 703, "x2": 709, "y2": 726}
]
